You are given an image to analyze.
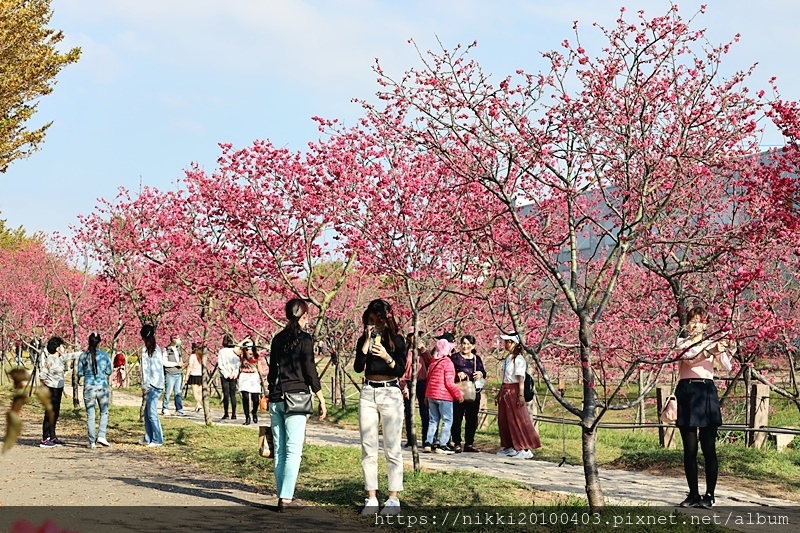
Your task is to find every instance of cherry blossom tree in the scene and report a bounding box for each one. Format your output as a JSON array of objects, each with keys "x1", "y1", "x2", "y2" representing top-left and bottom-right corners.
[{"x1": 357, "y1": 5, "x2": 796, "y2": 507}]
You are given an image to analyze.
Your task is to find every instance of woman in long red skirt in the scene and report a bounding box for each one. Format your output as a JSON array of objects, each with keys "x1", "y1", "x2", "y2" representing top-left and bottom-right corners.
[{"x1": 495, "y1": 333, "x2": 540, "y2": 459}]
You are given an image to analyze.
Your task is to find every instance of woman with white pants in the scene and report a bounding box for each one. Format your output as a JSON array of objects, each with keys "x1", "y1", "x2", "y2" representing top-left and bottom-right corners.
[{"x1": 354, "y1": 299, "x2": 407, "y2": 516}]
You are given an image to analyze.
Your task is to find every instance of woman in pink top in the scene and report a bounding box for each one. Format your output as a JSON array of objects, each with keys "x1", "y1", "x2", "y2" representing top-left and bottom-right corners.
[
  {"x1": 674, "y1": 306, "x2": 734, "y2": 510},
  {"x1": 424, "y1": 338, "x2": 463, "y2": 454}
]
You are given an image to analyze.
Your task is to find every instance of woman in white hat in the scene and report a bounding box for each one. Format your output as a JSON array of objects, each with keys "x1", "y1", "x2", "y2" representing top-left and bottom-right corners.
[{"x1": 495, "y1": 332, "x2": 540, "y2": 459}]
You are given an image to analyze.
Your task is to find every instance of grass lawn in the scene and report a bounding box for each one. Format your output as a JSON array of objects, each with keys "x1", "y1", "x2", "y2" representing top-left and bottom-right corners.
[{"x1": 1, "y1": 382, "x2": 734, "y2": 531}]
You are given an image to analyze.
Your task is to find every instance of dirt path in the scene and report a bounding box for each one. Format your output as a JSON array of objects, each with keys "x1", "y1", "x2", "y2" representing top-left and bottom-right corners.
[{"x1": 0, "y1": 388, "x2": 358, "y2": 532}]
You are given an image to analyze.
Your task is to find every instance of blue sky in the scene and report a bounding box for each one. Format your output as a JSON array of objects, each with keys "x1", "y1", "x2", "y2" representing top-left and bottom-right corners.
[{"x1": 2, "y1": 0, "x2": 798, "y2": 236}]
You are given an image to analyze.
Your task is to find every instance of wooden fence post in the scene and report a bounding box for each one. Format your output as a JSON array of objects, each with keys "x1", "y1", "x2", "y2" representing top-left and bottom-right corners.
[
  {"x1": 657, "y1": 385, "x2": 677, "y2": 449},
  {"x1": 748, "y1": 383, "x2": 770, "y2": 449}
]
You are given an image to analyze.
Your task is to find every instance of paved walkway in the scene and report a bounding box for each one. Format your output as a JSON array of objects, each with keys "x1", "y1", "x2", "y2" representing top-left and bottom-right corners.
[{"x1": 3, "y1": 388, "x2": 796, "y2": 532}]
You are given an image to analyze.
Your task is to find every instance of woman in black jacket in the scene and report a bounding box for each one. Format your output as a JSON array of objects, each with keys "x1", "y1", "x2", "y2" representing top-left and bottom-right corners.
[
  {"x1": 267, "y1": 299, "x2": 327, "y2": 512},
  {"x1": 354, "y1": 299, "x2": 406, "y2": 516}
]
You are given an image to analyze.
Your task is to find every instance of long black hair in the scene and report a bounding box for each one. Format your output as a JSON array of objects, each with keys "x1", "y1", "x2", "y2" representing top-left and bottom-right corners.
[
  {"x1": 88, "y1": 332, "x2": 101, "y2": 376},
  {"x1": 141, "y1": 324, "x2": 156, "y2": 355},
  {"x1": 361, "y1": 299, "x2": 399, "y2": 353},
  {"x1": 285, "y1": 299, "x2": 309, "y2": 337}
]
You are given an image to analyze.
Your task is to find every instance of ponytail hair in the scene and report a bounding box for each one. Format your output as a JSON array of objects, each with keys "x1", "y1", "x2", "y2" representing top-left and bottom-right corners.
[
  {"x1": 284, "y1": 299, "x2": 309, "y2": 338},
  {"x1": 88, "y1": 332, "x2": 101, "y2": 376}
]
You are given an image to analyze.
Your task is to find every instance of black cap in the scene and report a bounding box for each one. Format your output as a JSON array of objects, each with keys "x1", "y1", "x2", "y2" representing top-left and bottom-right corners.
[{"x1": 434, "y1": 332, "x2": 456, "y2": 343}]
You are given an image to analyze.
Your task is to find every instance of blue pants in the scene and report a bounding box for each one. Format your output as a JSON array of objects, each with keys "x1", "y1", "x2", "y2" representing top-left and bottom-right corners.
[
  {"x1": 144, "y1": 387, "x2": 164, "y2": 444},
  {"x1": 270, "y1": 401, "x2": 308, "y2": 499},
  {"x1": 427, "y1": 399, "x2": 454, "y2": 446},
  {"x1": 163, "y1": 373, "x2": 184, "y2": 412},
  {"x1": 84, "y1": 386, "x2": 109, "y2": 444}
]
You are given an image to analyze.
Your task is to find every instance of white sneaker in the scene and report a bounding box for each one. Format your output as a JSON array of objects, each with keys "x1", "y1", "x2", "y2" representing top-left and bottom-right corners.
[
  {"x1": 161, "y1": 410, "x2": 170, "y2": 416},
  {"x1": 504, "y1": 449, "x2": 520, "y2": 458},
  {"x1": 380, "y1": 498, "x2": 401, "y2": 516},
  {"x1": 88, "y1": 441, "x2": 96, "y2": 449},
  {"x1": 496, "y1": 447, "x2": 515, "y2": 456},
  {"x1": 177, "y1": 411, "x2": 187, "y2": 416},
  {"x1": 147, "y1": 442, "x2": 163, "y2": 447},
  {"x1": 96, "y1": 437, "x2": 110, "y2": 447},
  {"x1": 360, "y1": 497, "x2": 379, "y2": 516},
  {"x1": 511, "y1": 449, "x2": 533, "y2": 459}
]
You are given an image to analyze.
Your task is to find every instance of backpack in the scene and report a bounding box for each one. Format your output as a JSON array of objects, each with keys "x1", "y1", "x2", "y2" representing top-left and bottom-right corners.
[
  {"x1": 523, "y1": 372, "x2": 534, "y2": 403},
  {"x1": 512, "y1": 353, "x2": 535, "y2": 403}
]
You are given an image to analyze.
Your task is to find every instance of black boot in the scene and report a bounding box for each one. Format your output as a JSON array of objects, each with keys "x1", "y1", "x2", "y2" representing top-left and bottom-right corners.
[
  {"x1": 231, "y1": 412, "x2": 237, "y2": 420},
  {"x1": 244, "y1": 416, "x2": 251, "y2": 425},
  {"x1": 252, "y1": 413, "x2": 258, "y2": 424},
  {"x1": 221, "y1": 413, "x2": 229, "y2": 420}
]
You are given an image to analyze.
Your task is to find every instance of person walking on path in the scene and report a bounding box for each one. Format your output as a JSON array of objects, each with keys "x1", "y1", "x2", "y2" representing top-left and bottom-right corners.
[
  {"x1": 77, "y1": 332, "x2": 113, "y2": 449},
  {"x1": 424, "y1": 338, "x2": 463, "y2": 455},
  {"x1": 495, "y1": 333, "x2": 540, "y2": 459},
  {"x1": 674, "y1": 305, "x2": 734, "y2": 509},
  {"x1": 218, "y1": 335, "x2": 240, "y2": 420},
  {"x1": 38, "y1": 336, "x2": 82, "y2": 447},
  {"x1": 354, "y1": 299, "x2": 407, "y2": 516},
  {"x1": 450, "y1": 335, "x2": 486, "y2": 453},
  {"x1": 162, "y1": 335, "x2": 186, "y2": 416},
  {"x1": 238, "y1": 338, "x2": 264, "y2": 425},
  {"x1": 140, "y1": 325, "x2": 165, "y2": 447},
  {"x1": 267, "y1": 299, "x2": 327, "y2": 512},
  {"x1": 187, "y1": 342, "x2": 204, "y2": 412}
]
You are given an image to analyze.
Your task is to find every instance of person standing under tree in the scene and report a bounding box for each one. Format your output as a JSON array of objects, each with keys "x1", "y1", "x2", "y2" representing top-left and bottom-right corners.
[
  {"x1": 77, "y1": 332, "x2": 112, "y2": 448},
  {"x1": 495, "y1": 332, "x2": 540, "y2": 459},
  {"x1": 450, "y1": 335, "x2": 486, "y2": 453},
  {"x1": 187, "y1": 342, "x2": 204, "y2": 412},
  {"x1": 267, "y1": 299, "x2": 327, "y2": 512},
  {"x1": 38, "y1": 336, "x2": 81, "y2": 447},
  {"x1": 354, "y1": 299, "x2": 407, "y2": 516},
  {"x1": 139, "y1": 325, "x2": 165, "y2": 447},
  {"x1": 217, "y1": 335, "x2": 240, "y2": 420},
  {"x1": 162, "y1": 335, "x2": 186, "y2": 416},
  {"x1": 238, "y1": 338, "x2": 264, "y2": 425},
  {"x1": 675, "y1": 306, "x2": 734, "y2": 509}
]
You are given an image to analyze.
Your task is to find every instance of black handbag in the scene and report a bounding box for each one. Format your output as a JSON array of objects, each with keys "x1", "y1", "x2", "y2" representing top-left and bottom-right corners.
[
  {"x1": 284, "y1": 391, "x2": 314, "y2": 415},
  {"x1": 277, "y1": 362, "x2": 314, "y2": 415}
]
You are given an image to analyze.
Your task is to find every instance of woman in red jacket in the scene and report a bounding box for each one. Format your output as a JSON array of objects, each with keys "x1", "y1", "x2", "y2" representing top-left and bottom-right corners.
[{"x1": 424, "y1": 338, "x2": 463, "y2": 454}]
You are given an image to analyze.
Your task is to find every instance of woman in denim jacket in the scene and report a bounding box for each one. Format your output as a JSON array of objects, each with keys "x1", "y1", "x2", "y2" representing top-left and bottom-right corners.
[{"x1": 77, "y1": 332, "x2": 112, "y2": 448}]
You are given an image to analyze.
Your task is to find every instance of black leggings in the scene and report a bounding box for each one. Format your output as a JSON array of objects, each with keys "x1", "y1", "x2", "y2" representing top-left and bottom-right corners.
[
  {"x1": 679, "y1": 426, "x2": 718, "y2": 497},
  {"x1": 221, "y1": 377, "x2": 237, "y2": 415},
  {"x1": 42, "y1": 386, "x2": 63, "y2": 440},
  {"x1": 241, "y1": 392, "x2": 260, "y2": 418},
  {"x1": 451, "y1": 391, "x2": 481, "y2": 446}
]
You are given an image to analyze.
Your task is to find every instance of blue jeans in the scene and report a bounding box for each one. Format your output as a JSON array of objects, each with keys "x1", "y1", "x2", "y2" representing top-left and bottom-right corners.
[
  {"x1": 270, "y1": 401, "x2": 308, "y2": 499},
  {"x1": 427, "y1": 399, "x2": 454, "y2": 446},
  {"x1": 162, "y1": 373, "x2": 184, "y2": 412},
  {"x1": 84, "y1": 386, "x2": 109, "y2": 443},
  {"x1": 144, "y1": 387, "x2": 164, "y2": 444}
]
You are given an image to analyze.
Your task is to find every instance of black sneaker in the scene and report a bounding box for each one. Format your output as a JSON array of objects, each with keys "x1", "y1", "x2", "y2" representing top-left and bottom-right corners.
[
  {"x1": 679, "y1": 494, "x2": 701, "y2": 508},
  {"x1": 423, "y1": 442, "x2": 432, "y2": 453},
  {"x1": 435, "y1": 444, "x2": 456, "y2": 455},
  {"x1": 699, "y1": 494, "x2": 715, "y2": 509}
]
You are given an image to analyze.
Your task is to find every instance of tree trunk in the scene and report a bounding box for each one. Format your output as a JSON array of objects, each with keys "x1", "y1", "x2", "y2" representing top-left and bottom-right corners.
[
  {"x1": 410, "y1": 312, "x2": 420, "y2": 472},
  {"x1": 635, "y1": 369, "x2": 645, "y2": 431},
  {"x1": 581, "y1": 424, "x2": 604, "y2": 509},
  {"x1": 579, "y1": 315, "x2": 605, "y2": 510}
]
